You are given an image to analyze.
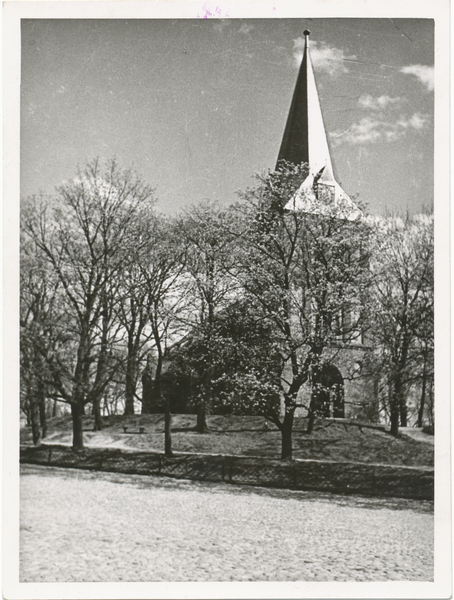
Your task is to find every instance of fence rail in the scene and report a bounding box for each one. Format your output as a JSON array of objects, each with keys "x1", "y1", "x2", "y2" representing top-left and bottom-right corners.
[{"x1": 20, "y1": 444, "x2": 434, "y2": 501}]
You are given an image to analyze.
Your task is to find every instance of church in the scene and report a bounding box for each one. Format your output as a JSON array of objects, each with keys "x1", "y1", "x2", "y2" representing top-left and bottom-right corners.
[
  {"x1": 151, "y1": 30, "x2": 374, "y2": 422},
  {"x1": 274, "y1": 30, "x2": 370, "y2": 421}
]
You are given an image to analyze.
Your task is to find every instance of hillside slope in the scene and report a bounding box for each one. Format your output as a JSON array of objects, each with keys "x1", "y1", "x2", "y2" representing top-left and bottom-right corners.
[{"x1": 20, "y1": 414, "x2": 434, "y2": 467}]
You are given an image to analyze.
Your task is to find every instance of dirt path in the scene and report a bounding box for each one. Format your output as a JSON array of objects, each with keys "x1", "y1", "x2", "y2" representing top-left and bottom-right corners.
[{"x1": 20, "y1": 465, "x2": 433, "y2": 582}]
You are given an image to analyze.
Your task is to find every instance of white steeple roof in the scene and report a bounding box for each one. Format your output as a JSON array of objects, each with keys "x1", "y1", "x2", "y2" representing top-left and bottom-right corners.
[{"x1": 277, "y1": 31, "x2": 361, "y2": 220}]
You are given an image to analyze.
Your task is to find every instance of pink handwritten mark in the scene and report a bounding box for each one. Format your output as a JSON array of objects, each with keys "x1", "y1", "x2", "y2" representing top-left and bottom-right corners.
[{"x1": 197, "y1": 3, "x2": 230, "y2": 19}]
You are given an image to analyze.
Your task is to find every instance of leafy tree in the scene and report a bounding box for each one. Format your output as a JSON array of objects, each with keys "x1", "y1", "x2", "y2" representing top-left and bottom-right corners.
[
  {"x1": 207, "y1": 298, "x2": 282, "y2": 417},
  {"x1": 169, "y1": 297, "x2": 281, "y2": 417},
  {"x1": 367, "y1": 211, "x2": 434, "y2": 435},
  {"x1": 230, "y1": 163, "x2": 371, "y2": 459},
  {"x1": 21, "y1": 158, "x2": 156, "y2": 449}
]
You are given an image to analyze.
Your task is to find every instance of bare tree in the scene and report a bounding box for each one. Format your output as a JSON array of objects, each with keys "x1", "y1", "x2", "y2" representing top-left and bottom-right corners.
[
  {"x1": 138, "y1": 217, "x2": 187, "y2": 414},
  {"x1": 20, "y1": 197, "x2": 70, "y2": 445},
  {"x1": 175, "y1": 201, "x2": 239, "y2": 432},
  {"x1": 21, "y1": 158, "x2": 156, "y2": 449},
  {"x1": 368, "y1": 211, "x2": 434, "y2": 435}
]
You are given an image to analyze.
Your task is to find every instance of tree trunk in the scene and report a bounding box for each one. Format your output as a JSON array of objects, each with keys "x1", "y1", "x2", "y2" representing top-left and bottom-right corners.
[
  {"x1": 197, "y1": 367, "x2": 213, "y2": 434},
  {"x1": 196, "y1": 403, "x2": 208, "y2": 433},
  {"x1": 281, "y1": 405, "x2": 295, "y2": 460},
  {"x1": 390, "y1": 387, "x2": 400, "y2": 437},
  {"x1": 143, "y1": 323, "x2": 164, "y2": 415},
  {"x1": 92, "y1": 396, "x2": 103, "y2": 431},
  {"x1": 428, "y1": 376, "x2": 434, "y2": 426},
  {"x1": 307, "y1": 390, "x2": 320, "y2": 434},
  {"x1": 397, "y1": 335, "x2": 410, "y2": 428},
  {"x1": 124, "y1": 379, "x2": 136, "y2": 415},
  {"x1": 90, "y1": 293, "x2": 110, "y2": 427},
  {"x1": 35, "y1": 375, "x2": 48, "y2": 438},
  {"x1": 141, "y1": 363, "x2": 154, "y2": 414},
  {"x1": 399, "y1": 378, "x2": 408, "y2": 427},
  {"x1": 164, "y1": 400, "x2": 173, "y2": 457},
  {"x1": 25, "y1": 402, "x2": 31, "y2": 426},
  {"x1": 124, "y1": 356, "x2": 137, "y2": 415},
  {"x1": 39, "y1": 398, "x2": 48, "y2": 439},
  {"x1": 417, "y1": 384, "x2": 426, "y2": 428},
  {"x1": 71, "y1": 403, "x2": 84, "y2": 450},
  {"x1": 390, "y1": 409, "x2": 399, "y2": 437},
  {"x1": 31, "y1": 401, "x2": 41, "y2": 447},
  {"x1": 417, "y1": 356, "x2": 427, "y2": 428},
  {"x1": 103, "y1": 391, "x2": 111, "y2": 416},
  {"x1": 306, "y1": 408, "x2": 315, "y2": 434},
  {"x1": 399, "y1": 400, "x2": 408, "y2": 428}
]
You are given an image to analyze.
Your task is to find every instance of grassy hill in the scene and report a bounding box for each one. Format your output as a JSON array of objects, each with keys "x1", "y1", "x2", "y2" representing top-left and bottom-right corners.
[{"x1": 20, "y1": 414, "x2": 434, "y2": 468}]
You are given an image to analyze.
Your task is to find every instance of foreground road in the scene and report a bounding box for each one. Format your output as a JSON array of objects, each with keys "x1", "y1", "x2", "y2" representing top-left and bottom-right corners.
[{"x1": 20, "y1": 464, "x2": 433, "y2": 582}]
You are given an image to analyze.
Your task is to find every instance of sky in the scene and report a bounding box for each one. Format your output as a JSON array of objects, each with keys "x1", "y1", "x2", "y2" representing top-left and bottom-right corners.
[{"x1": 20, "y1": 18, "x2": 434, "y2": 216}]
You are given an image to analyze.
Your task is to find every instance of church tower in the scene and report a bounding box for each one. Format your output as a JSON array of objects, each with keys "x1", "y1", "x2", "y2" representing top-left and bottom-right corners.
[{"x1": 278, "y1": 30, "x2": 361, "y2": 220}]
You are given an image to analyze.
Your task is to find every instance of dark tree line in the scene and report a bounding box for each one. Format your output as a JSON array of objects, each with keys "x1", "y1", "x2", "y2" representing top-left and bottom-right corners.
[{"x1": 20, "y1": 159, "x2": 434, "y2": 456}]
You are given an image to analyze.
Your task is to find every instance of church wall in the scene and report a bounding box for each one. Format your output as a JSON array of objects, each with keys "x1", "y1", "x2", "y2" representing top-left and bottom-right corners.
[{"x1": 282, "y1": 345, "x2": 378, "y2": 422}]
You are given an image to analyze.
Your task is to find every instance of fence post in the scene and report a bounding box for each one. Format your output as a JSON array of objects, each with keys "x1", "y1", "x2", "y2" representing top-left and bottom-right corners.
[
  {"x1": 222, "y1": 457, "x2": 225, "y2": 482},
  {"x1": 293, "y1": 463, "x2": 296, "y2": 489},
  {"x1": 158, "y1": 454, "x2": 162, "y2": 475},
  {"x1": 48, "y1": 447, "x2": 52, "y2": 464}
]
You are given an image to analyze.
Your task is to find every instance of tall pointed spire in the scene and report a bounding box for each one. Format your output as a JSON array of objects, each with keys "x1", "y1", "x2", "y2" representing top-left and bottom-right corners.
[
  {"x1": 277, "y1": 31, "x2": 361, "y2": 220},
  {"x1": 277, "y1": 30, "x2": 332, "y2": 174}
]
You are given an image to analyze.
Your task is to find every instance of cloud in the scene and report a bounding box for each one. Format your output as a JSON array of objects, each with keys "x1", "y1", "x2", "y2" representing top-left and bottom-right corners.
[
  {"x1": 358, "y1": 95, "x2": 401, "y2": 110},
  {"x1": 330, "y1": 112, "x2": 430, "y2": 146},
  {"x1": 293, "y1": 38, "x2": 352, "y2": 75},
  {"x1": 396, "y1": 113, "x2": 429, "y2": 131},
  {"x1": 331, "y1": 118, "x2": 382, "y2": 146},
  {"x1": 400, "y1": 64, "x2": 434, "y2": 91}
]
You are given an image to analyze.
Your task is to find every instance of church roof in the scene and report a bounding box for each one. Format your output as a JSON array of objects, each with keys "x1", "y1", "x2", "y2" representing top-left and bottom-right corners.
[{"x1": 277, "y1": 30, "x2": 361, "y2": 220}]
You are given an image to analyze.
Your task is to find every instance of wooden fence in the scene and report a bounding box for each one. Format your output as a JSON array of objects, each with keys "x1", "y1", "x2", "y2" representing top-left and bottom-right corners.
[{"x1": 20, "y1": 444, "x2": 434, "y2": 501}]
